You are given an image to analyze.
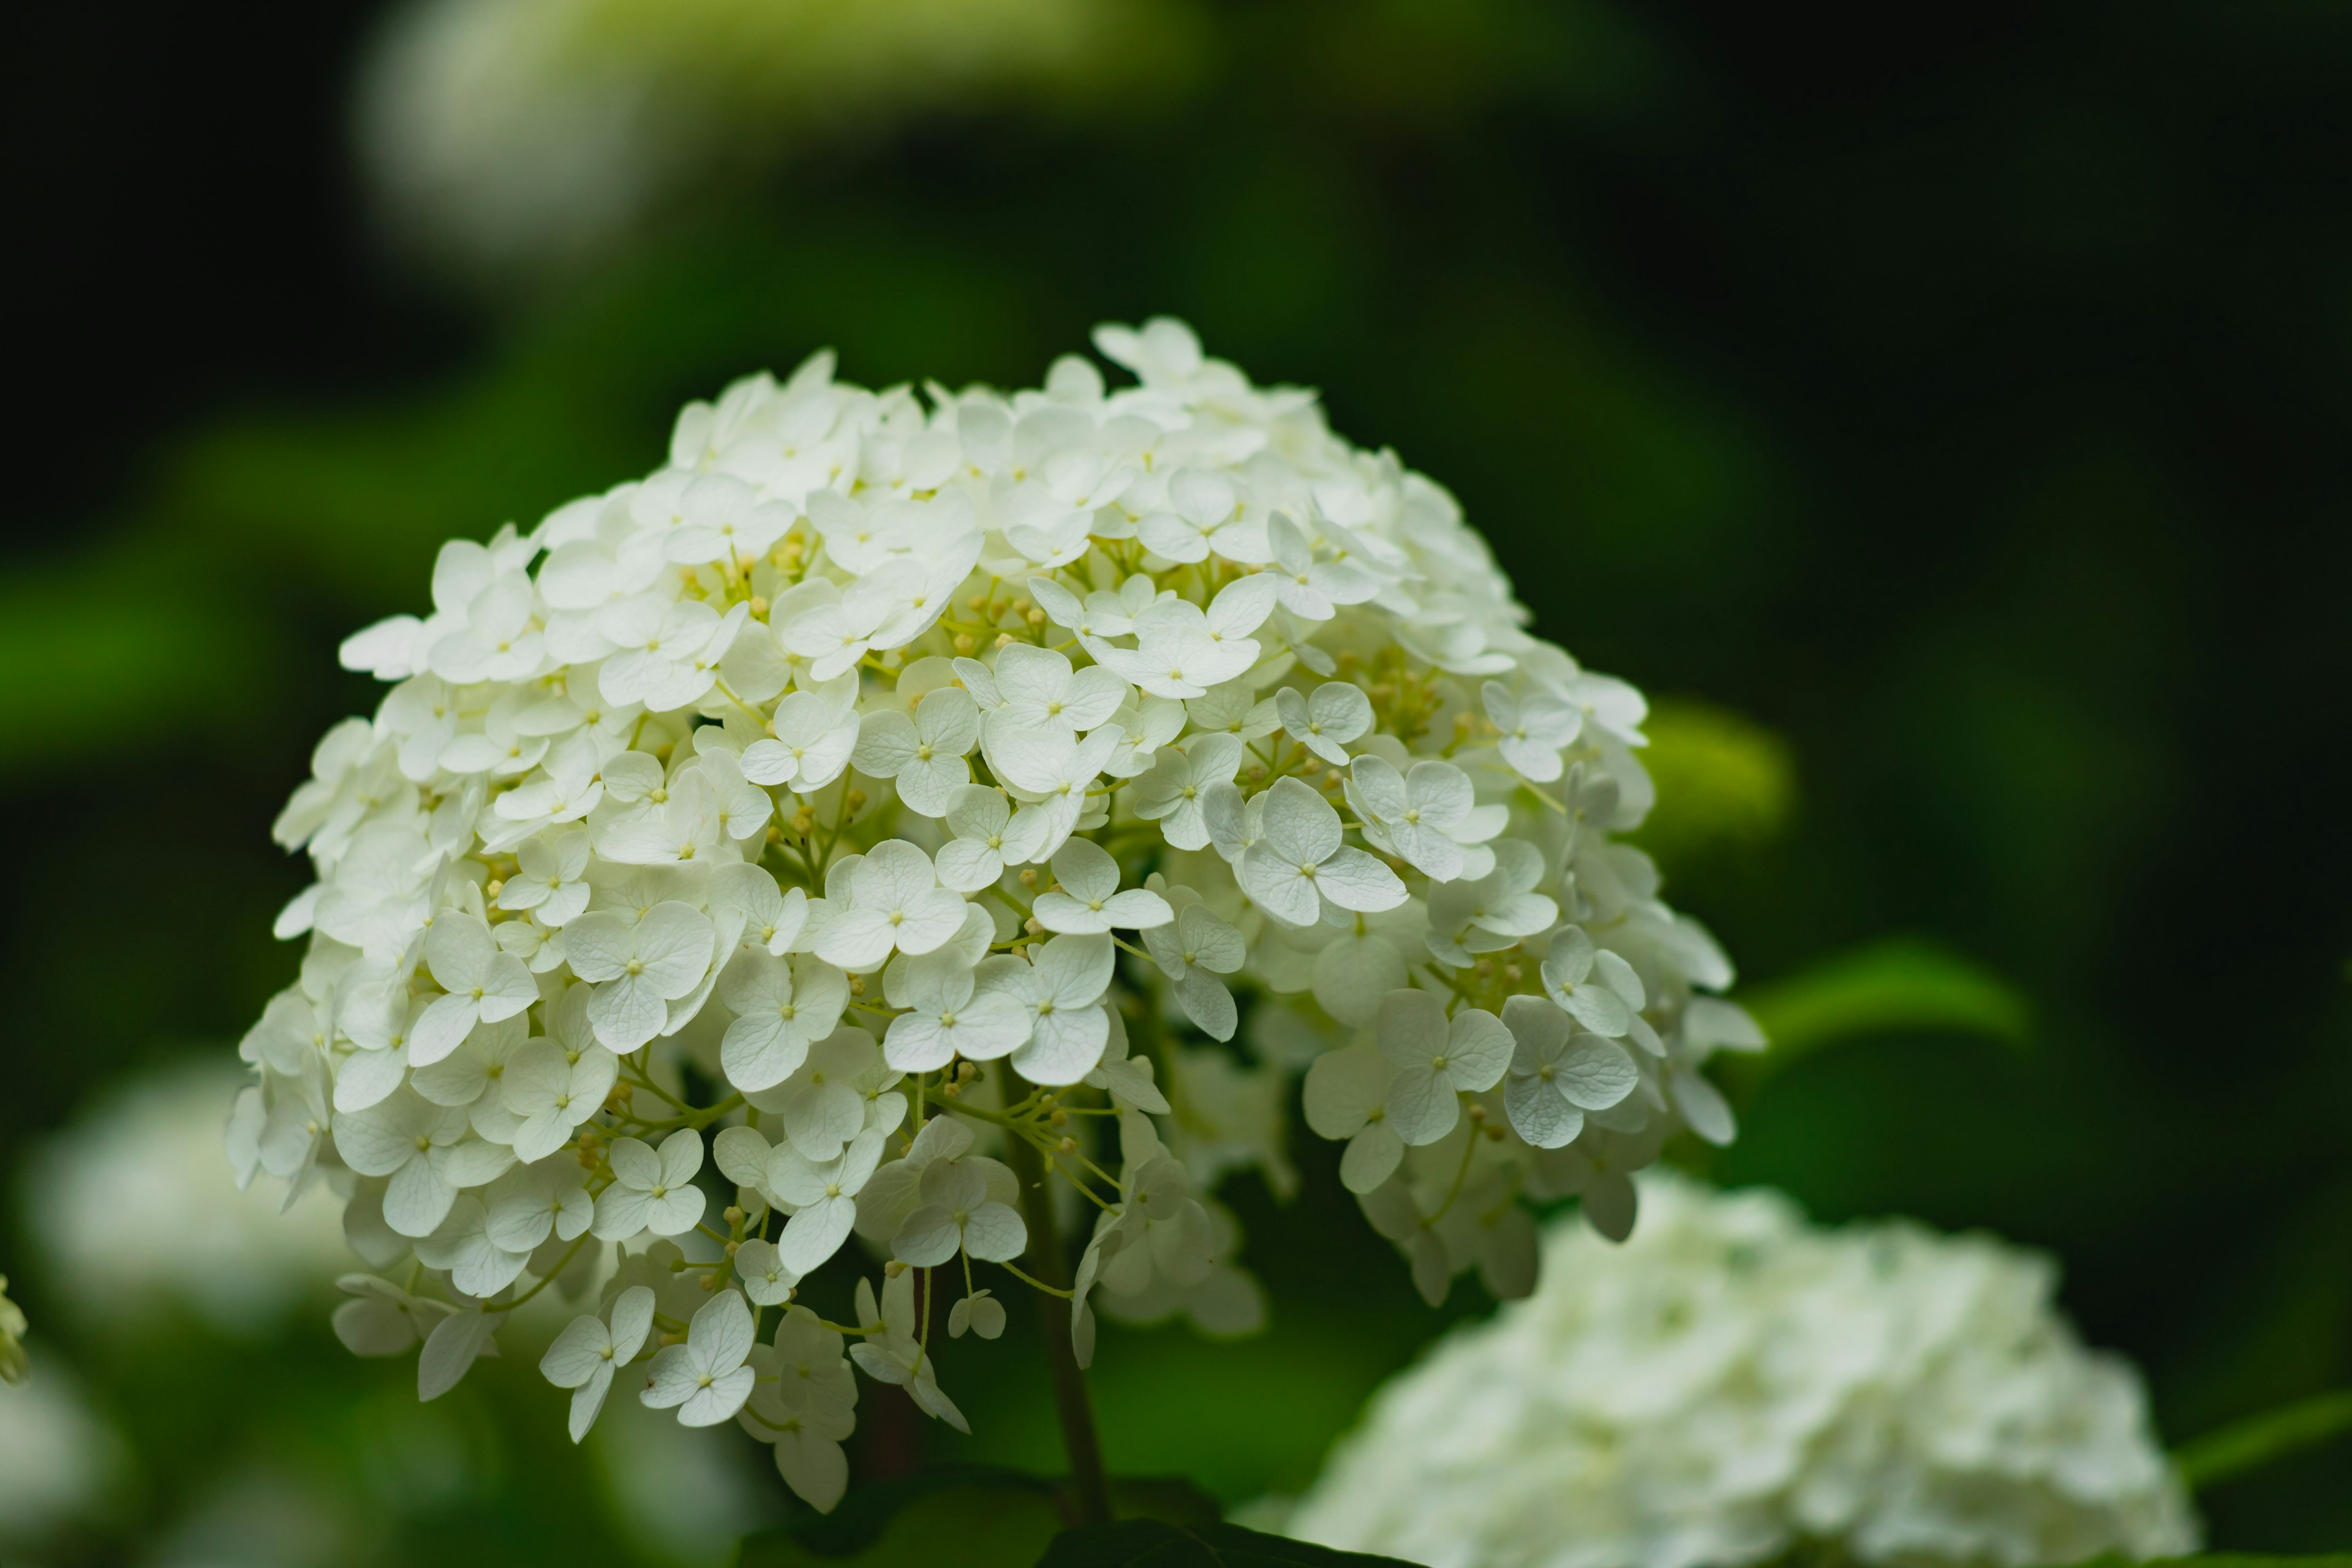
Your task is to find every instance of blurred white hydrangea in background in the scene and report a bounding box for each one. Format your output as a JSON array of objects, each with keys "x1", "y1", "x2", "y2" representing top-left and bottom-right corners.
[
  {"x1": 0, "y1": 1362, "x2": 129, "y2": 1551},
  {"x1": 355, "y1": 0, "x2": 1202, "y2": 277},
  {"x1": 1287, "y1": 1174, "x2": 2199, "y2": 1568},
  {"x1": 26, "y1": 1061, "x2": 350, "y2": 1335}
]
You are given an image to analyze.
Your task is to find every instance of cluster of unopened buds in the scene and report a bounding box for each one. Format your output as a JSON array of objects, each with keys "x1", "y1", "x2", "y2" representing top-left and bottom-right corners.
[{"x1": 232, "y1": 318, "x2": 1760, "y2": 1510}]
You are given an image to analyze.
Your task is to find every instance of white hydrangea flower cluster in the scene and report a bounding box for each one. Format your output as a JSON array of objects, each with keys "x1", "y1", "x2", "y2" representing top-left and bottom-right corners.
[
  {"x1": 1289, "y1": 1175, "x2": 2200, "y2": 1568},
  {"x1": 237, "y1": 318, "x2": 1753, "y2": 1510}
]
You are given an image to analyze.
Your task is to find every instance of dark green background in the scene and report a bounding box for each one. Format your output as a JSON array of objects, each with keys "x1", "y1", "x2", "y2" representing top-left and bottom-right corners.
[{"x1": 4, "y1": 1, "x2": 2349, "y2": 1560}]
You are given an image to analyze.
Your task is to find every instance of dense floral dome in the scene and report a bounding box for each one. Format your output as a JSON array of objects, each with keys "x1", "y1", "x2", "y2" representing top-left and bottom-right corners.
[
  {"x1": 235, "y1": 318, "x2": 1757, "y2": 1507},
  {"x1": 1289, "y1": 1175, "x2": 2199, "y2": 1568}
]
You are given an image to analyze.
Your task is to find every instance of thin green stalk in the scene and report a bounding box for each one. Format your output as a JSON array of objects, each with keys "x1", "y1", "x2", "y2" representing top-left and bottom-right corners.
[{"x1": 1001, "y1": 1069, "x2": 1112, "y2": 1527}]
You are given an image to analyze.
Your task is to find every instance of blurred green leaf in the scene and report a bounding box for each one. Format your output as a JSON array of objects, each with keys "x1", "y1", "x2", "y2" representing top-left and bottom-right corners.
[
  {"x1": 0, "y1": 552, "x2": 275, "y2": 776},
  {"x1": 739, "y1": 1469, "x2": 1221, "y2": 1568},
  {"x1": 2175, "y1": 1389, "x2": 2352, "y2": 1492},
  {"x1": 1632, "y1": 698, "x2": 1796, "y2": 869},
  {"x1": 1037, "y1": 1520, "x2": 1412, "y2": 1568},
  {"x1": 740, "y1": 1476, "x2": 1062, "y2": 1568},
  {"x1": 1742, "y1": 937, "x2": 2032, "y2": 1061}
]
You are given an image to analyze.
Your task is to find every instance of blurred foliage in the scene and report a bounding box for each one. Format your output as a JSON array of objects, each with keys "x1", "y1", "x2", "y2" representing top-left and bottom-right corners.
[
  {"x1": 1032, "y1": 1520, "x2": 1408, "y2": 1568},
  {"x1": 1630, "y1": 698, "x2": 1796, "y2": 872},
  {"x1": 743, "y1": 1477, "x2": 1068, "y2": 1568},
  {"x1": 2176, "y1": 1390, "x2": 2352, "y2": 1494},
  {"x1": 1743, "y1": 937, "x2": 2031, "y2": 1057},
  {"x1": 737, "y1": 1468, "x2": 1223, "y2": 1567},
  {"x1": 7, "y1": 0, "x2": 2352, "y2": 1559}
]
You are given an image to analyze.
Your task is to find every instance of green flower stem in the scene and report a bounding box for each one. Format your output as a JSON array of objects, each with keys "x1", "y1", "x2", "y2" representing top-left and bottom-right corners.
[
  {"x1": 488, "y1": 1230, "x2": 594, "y2": 1313},
  {"x1": 998, "y1": 1260, "x2": 1074, "y2": 1300},
  {"x1": 2174, "y1": 1387, "x2": 2352, "y2": 1490},
  {"x1": 1002, "y1": 1068, "x2": 1112, "y2": 1528}
]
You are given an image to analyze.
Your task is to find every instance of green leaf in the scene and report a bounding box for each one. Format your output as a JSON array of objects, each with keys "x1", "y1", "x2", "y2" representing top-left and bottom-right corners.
[
  {"x1": 2062, "y1": 1556, "x2": 2352, "y2": 1568},
  {"x1": 1104, "y1": 1479, "x2": 1224, "y2": 1529},
  {"x1": 0, "y1": 553, "x2": 276, "y2": 775},
  {"x1": 1630, "y1": 698, "x2": 1796, "y2": 869},
  {"x1": 739, "y1": 1475, "x2": 1063, "y2": 1568},
  {"x1": 1036, "y1": 1520, "x2": 1415, "y2": 1568},
  {"x1": 1740, "y1": 937, "x2": 2031, "y2": 1061},
  {"x1": 2172, "y1": 1387, "x2": 2352, "y2": 1491},
  {"x1": 736, "y1": 1469, "x2": 1222, "y2": 1568}
]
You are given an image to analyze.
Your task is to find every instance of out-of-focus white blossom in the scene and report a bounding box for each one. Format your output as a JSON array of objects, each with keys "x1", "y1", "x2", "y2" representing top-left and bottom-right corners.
[
  {"x1": 0, "y1": 1362, "x2": 129, "y2": 1544},
  {"x1": 355, "y1": 0, "x2": 1203, "y2": 278},
  {"x1": 1290, "y1": 1175, "x2": 2201, "y2": 1568},
  {"x1": 28, "y1": 1063, "x2": 350, "y2": 1335},
  {"x1": 228, "y1": 320, "x2": 1754, "y2": 1505}
]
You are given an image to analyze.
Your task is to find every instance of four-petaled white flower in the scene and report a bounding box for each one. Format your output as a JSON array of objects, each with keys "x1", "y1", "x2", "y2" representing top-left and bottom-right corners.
[
  {"x1": 594, "y1": 1130, "x2": 707, "y2": 1239},
  {"x1": 741, "y1": 678, "x2": 862, "y2": 790},
  {"x1": 1267, "y1": 513, "x2": 1378, "y2": 620},
  {"x1": 1240, "y1": 777, "x2": 1406, "y2": 927},
  {"x1": 1304, "y1": 1045, "x2": 1407, "y2": 1193},
  {"x1": 853, "y1": 687, "x2": 981, "y2": 817},
  {"x1": 1499, "y1": 993, "x2": 1639, "y2": 1149},
  {"x1": 1346, "y1": 755, "x2": 1492, "y2": 883},
  {"x1": 770, "y1": 1128, "x2": 887, "y2": 1274},
  {"x1": 1275, "y1": 681, "x2": 1373, "y2": 766},
  {"x1": 333, "y1": 1087, "x2": 514, "y2": 1237},
  {"x1": 882, "y1": 950, "x2": 1032, "y2": 1071},
  {"x1": 891, "y1": 1158, "x2": 1028, "y2": 1265},
  {"x1": 1133, "y1": 733, "x2": 1243, "y2": 851},
  {"x1": 497, "y1": 829, "x2": 593, "y2": 925},
  {"x1": 747, "y1": 1026, "x2": 878, "y2": 1161},
  {"x1": 1427, "y1": 840, "x2": 1559, "y2": 963},
  {"x1": 1541, "y1": 927, "x2": 1645, "y2": 1038},
  {"x1": 412, "y1": 912, "x2": 538, "y2": 1066},
  {"x1": 813, "y1": 842, "x2": 967, "y2": 970},
  {"x1": 1377, "y1": 989, "x2": 1514, "y2": 1145},
  {"x1": 1141, "y1": 902, "x2": 1246, "y2": 1042},
  {"x1": 1033, "y1": 838, "x2": 1174, "y2": 935},
  {"x1": 935, "y1": 785, "x2": 1053, "y2": 892},
  {"x1": 541, "y1": 1285, "x2": 657, "y2": 1442},
  {"x1": 1135, "y1": 469, "x2": 1251, "y2": 564},
  {"x1": 600, "y1": 597, "x2": 744, "y2": 711},
  {"x1": 734, "y1": 1239, "x2": 799, "y2": 1306},
  {"x1": 502, "y1": 1025, "x2": 620, "y2": 1163},
  {"x1": 1482, "y1": 680, "x2": 1582, "y2": 782},
  {"x1": 987, "y1": 723, "x2": 1124, "y2": 843},
  {"x1": 718, "y1": 951, "x2": 851, "y2": 1091},
  {"x1": 414, "y1": 1196, "x2": 529, "y2": 1296},
  {"x1": 974, "y1": 934, "x2": 1116, "y2": 1085},
  {"x1": 641, "y1": 1287, "x2": 758, "y2": 1427},
  {"x1": 485, "y1": 1156, "x2": 595, "y2": 1254},
  {"x1": 717, "y1": 865, "x2": 810, "y2": 956},
  {"x1": 564, "y1": 901, "x2": 717, "y2": 1050},
  {"x1": 738, "y1": 1308, "x2": 856, "y2": 1512},
  {"x1": 983, "y1": 644, "x2": 1127, "y2": 737}
]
